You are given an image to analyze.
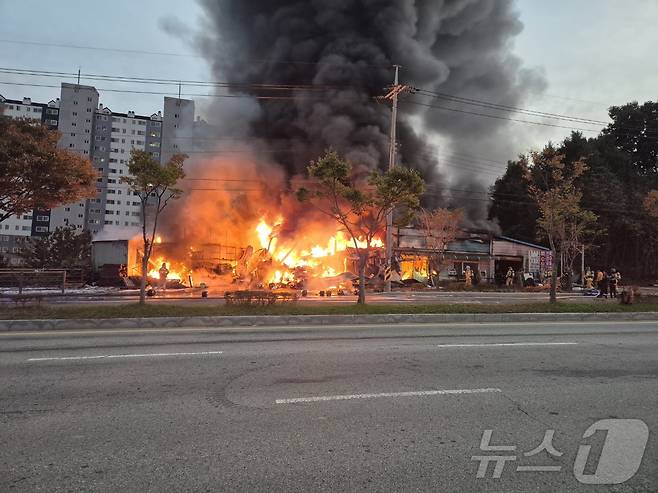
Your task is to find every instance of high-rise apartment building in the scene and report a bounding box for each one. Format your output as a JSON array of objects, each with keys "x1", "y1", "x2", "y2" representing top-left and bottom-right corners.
[{"x1": 0, "y1": 84, "x2": 195, "y2": 265}]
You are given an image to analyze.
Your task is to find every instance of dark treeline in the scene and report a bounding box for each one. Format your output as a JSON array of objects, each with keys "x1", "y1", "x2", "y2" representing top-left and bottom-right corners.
[{"x1": 490, "y1": 101, "x2": 658, "y2": 279}]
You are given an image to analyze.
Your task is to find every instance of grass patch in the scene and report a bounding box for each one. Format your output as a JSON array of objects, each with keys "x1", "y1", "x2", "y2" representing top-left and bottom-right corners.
[{"x1": 2, "y1": 300, "x2": 658, "y2": 320}]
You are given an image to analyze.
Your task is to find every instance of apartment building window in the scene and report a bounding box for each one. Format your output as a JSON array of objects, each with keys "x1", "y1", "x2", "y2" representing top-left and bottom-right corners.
[
  {"x1": 69, "y1": 143, "x2": 74, "y2": 148},
  {"x1": 22, "y1": 226, "x2": 30, "y2": 231},
  {"x1": 49, "y1": 119, "x2": 58, "y2": 125},
  {"x1": 65, "y1": 207, "x2": 71, "y2": 212},
  {"x1": 137, "y1": 131, "x2": 145, "y2": 136},
  {"x1": 87, "y1": 108, "x2": 92, "y2": 113},
  {"x1": 71, "y1": 122, "x2": 76, "y2": 127},
  {"x1": 105, "y1": 220, "x2": 113, "y2": 225},
  {"x1": 106, "y1": 200, "x2": 115, "y2": 205},
  {"x1": 46, "y1": 108, "x2": 58, "y2": 115},
  {"x1": 70, "y1": 132, "x2": 76, "y2": 137},
  {"x1": 73, "y1": 100, "x2": 78, "y2": 105},
  {"x1": 112, "y1": 128, "x2": 119, "y2": 133},
  {"x1": 105, "y1": 210, "x2": 114, "y2": 215},
  {"x1": 107, "y1": 189, "x2": 116, "y2": 194},
  {"x1": 72, "y1": 111, "x2": 78, "y2": 116},
  {"x1": 36, "y1": 216, "x2": 49, "y2": 222},
  {"x1": 108, "y1": 179, "x2": 116, "y2": 184},
  {"x1": 109, "y1": 168, "x2": 117, "y2": 174},
  {"x1": 35, "y1": 226, "x2": 48, "y2": 233},
  {"x1": 88, "y1": 97, "x2": 93, "y2": 102}
]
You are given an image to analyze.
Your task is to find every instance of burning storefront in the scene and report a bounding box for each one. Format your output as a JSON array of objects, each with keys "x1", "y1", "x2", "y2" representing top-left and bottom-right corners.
[{"x1": 393, "y1": 228, "x2": 552, "y2": 285}]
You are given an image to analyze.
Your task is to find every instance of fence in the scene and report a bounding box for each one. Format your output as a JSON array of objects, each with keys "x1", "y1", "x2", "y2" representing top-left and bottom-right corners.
[{"x1": 0, "y1": 269, "x2": 69, "y2": 294}]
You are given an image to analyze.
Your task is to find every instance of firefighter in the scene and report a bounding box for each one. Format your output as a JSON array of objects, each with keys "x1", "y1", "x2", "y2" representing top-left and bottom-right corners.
[
  {"x1": 584, "y1": 268, "x2": 594, "y2": 289},
  {"x1": 609, "y1": 268, "x2": 621, "y2": 298},
  {"x1": 158, "y1": 262, "x2": 169, "y2": 291},
  {"x1": 505, "y1": 267, "x2": 515, "y2": 287},
  {"x1": 597, "y1": 271, "x2": 609, "y2": 298},
  {"x1": 464, "y1": 266, "x2": 473, "y2": 287}
]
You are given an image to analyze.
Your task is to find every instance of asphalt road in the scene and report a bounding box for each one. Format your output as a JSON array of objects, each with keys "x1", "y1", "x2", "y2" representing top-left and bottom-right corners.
[{"x1": 1, "y1": 321, "x2": 657, "y2": 492}]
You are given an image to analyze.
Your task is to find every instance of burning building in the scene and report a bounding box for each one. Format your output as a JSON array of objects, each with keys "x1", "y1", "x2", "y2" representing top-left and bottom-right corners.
[{"x1": 91, "y1": 1, "x2": 550, "y2": 292}]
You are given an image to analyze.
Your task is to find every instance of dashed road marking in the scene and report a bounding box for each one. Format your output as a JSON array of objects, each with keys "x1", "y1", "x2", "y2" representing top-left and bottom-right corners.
[
  {"x1": 27, "y1": 351, "x2": 224, "y2": 362},
  {"x1": 275, "y1": 387, "x2": 501, "y2": 404},
  {"x1": 435, "y1": 342, "x2": 579, "y2": 348}
]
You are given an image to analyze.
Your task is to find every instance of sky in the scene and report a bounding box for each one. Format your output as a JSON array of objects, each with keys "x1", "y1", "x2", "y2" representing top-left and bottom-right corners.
[{"x1": 1, "y1": 0, "x2": 657, "y2": 170}]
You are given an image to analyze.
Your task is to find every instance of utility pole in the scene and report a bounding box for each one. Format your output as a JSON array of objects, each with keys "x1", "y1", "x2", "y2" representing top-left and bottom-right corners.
[{"x1": 383, "y1": 65, "x2": 412, "y2": 292}]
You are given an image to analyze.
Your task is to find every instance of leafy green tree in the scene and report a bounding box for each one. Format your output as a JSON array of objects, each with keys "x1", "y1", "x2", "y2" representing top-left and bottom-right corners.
[
  {"x1": 0, "y1": 117, "x2": 96, "y2": 223},
  {"x1": 603, "y1": 101, "x2": 658, "y2": 180},
  {"x1": 19, "y1": 226, "x2": 91, "y2": 269},
  {"x1": 489, "y1": 156, "x2": 538, "y2": 242},
  {"x1": 121, "y1": 150, "x2": 187, "y2": 304},
  {"x1": 298, "y1": 151, "x2": 425, "y2": 304}
]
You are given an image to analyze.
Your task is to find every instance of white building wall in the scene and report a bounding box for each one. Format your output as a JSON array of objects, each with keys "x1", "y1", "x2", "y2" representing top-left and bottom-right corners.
[{"x1": 104, "y1": 114, "x2": 148, "y2": 229}]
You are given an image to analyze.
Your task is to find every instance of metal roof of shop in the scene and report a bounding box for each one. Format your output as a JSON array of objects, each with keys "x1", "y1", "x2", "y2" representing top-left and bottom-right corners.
[
  {"x1": 446, "y1": 239, "x2": 490, "y2": 254},
  {"x1": 495, "y1": 236, "x2": 550, "y2": 251}
]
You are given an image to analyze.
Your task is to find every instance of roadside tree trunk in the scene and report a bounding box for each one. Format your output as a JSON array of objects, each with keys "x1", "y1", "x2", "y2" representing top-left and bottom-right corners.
[
  {"x1": 357, "y1": 251, "x2": 367, "y2": 305},
  {"x1": 139, "y1": 254, "x2": 148, "y2": 305},
  {"x1": 550, "y1": 247, "x2": 558, "y2": 304}
]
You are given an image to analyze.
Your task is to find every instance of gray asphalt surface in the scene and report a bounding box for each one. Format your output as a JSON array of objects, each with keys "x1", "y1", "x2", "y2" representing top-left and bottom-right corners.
[{"x1": 1, "y1": 321, "x2": 657, "y2": 492}]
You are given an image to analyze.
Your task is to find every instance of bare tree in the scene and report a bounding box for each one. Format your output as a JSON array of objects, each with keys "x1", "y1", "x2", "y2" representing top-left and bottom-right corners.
[
  {"x1": 529, "y1": 147, "x2": 597, "y2": 302},
  {"x1": 121, "y1": 150, "x2": 187, "y2": 304},
  {"x1": 418, "y1": 208, "x2": 463, "y2": 286}
]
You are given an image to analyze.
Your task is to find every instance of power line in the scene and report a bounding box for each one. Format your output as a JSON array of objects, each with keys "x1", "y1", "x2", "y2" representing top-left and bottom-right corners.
[
  {"x1": 414, "y1": 88, "x2": 609, "y2": 126},
  {"x1": 0, "y1": 41, "x2": 391, "y2": 68},
  {"x1": 404, "y1": 99, "x2": 601, "y2": 134},
  {"x1": 0, "y1": 81, "x2": 333, "y2": 101}
]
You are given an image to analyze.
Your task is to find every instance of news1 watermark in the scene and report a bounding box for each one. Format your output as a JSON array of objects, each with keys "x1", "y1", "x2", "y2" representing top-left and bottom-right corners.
[{"x1": 472, "y1": 419, "x2": 649, "y2": 484}]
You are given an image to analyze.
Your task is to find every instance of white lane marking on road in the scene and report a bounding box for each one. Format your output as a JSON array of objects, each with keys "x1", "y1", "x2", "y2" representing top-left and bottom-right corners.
[
  {"x1": 436, "y1": 342, "x2": 579, "y2": 348},
  {"x1": 275, "y1": 387, "x2": 501, "y2": 404},
  {"x1": 27, "y1": 351, "x2": 224, "y2": 362}
]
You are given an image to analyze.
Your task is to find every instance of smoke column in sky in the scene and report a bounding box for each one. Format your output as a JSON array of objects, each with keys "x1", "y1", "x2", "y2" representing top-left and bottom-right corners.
[{"x1": 170, "y1": 0, "x2": 545, "y2": 221}]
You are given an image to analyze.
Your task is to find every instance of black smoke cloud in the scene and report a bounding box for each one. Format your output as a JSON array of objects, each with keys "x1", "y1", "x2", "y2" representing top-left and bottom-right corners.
[{"x1": 177, "y1": 0, "x2": 545, "y2": 217}]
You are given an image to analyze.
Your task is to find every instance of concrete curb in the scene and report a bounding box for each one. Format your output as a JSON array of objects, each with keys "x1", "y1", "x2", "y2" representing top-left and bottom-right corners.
[{"x1": 1, "y1": 311, "x2": 658, "y2": 332}]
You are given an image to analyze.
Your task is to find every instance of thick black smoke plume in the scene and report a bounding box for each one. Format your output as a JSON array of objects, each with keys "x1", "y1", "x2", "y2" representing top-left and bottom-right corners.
[{"x1": 174, "y1": 0, "x2": 545, "y2": 218}]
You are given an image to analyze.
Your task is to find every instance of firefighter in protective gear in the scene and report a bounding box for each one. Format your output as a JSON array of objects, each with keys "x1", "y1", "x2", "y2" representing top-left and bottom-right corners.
[
  {"x1": 158, "y1": 263, "x2": 169, "y2": 291},
  {"x1": 584, "y1": 268, "x2": 594, "y2": 289},
  {"x1": 464, "y1": 266, "x2": 473, "y2": 287},
  {"x1": 609, "y1": 268, "x2": 621, "y2": 298},
  {"x1": 505, "y1": 267, "x2": 515, "y2": 287}
]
